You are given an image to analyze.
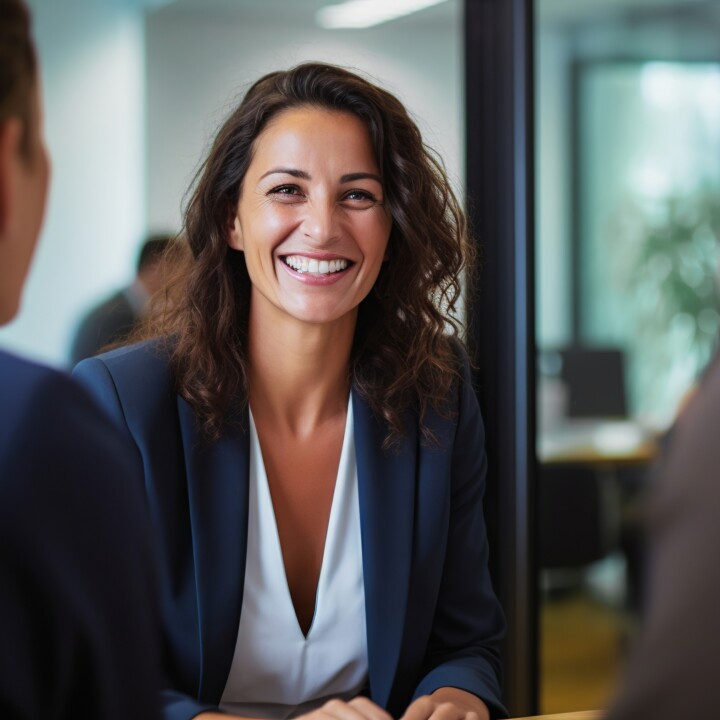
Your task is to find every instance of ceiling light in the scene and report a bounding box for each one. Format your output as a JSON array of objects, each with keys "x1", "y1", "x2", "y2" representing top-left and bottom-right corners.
[{"x1": 316, "y1": 0, "x2": 449, "y2": 30}]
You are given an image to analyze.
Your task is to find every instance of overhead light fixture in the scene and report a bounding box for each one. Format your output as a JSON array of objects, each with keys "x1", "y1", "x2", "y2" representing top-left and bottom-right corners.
[{"x1": 316, "y1": 0, "x2": 449, "y2": 30}]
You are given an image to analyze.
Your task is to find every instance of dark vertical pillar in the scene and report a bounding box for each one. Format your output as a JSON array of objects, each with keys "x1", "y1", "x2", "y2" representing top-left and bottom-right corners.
[{"x1": 464, "y1": 0, "x2": 537, "y2": 715}]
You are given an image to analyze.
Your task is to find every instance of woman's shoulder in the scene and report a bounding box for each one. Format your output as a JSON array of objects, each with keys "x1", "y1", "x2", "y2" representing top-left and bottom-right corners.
[
  {"x1": 439, "y1": 334, "x2": 474, "y2": 402},
  {"x1": 72, "y1": 337, "x2": 177, "y2": 414},
  {"x1": 447, "y1": 334, "x2": 472, "y2": 371},
  {"x1": 406, "y1": 336, "x2": 477, "y2": 442},
  {"x1": 75, "y1": 337, "x2": 172, "y2": 379}
]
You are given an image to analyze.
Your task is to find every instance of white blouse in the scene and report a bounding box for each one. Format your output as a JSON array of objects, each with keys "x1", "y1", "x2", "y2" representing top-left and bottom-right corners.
[{"x1": 220, "y1": 398, "x2": 368, "y2": 719}]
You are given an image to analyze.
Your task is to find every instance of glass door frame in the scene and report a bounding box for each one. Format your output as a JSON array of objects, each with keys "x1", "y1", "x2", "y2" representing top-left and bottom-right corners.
[{"x1": 464, "y1": 0, "x2": 538, "y2": 715}]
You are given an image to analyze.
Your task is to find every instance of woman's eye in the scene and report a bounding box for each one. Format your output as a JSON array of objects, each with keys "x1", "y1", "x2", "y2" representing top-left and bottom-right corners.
[
  {"x1": 269, "y1": 185, "x2": 304, "y2": 201},
  {"x1": 342, "y1": 189, "x2": 378, "y2": 207}
]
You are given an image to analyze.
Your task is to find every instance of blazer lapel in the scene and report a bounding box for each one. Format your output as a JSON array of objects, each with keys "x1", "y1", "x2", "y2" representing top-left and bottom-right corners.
[
  {"x1": 177, "y1": 397, "x2": 250, "y2": 702},
  {"x1": 353, "y1": 389, "x2": 417, "y2": 710}
]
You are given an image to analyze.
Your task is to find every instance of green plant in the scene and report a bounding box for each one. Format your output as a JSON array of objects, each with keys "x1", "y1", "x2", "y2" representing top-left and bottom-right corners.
[{"x1": 629, "y1": 191, "x2": 720, "y2": 365}]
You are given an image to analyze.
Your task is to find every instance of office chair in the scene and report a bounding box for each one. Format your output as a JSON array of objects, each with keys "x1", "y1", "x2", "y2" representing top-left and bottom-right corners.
[{"x1": 538, "y1": 463, "x2": 621, "y2": 570}]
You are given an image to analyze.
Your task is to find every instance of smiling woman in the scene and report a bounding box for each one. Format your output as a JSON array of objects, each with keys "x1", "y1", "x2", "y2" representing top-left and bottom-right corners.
[
  {"x1": 229, "y1": 108, "x2": 392, "y2": 329},
  {"x1": 73, "y1": 63, "x2": 507, "y2": 720}
]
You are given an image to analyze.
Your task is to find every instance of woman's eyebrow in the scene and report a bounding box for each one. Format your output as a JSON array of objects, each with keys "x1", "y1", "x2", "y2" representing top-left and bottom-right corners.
[
  {"x1": 341, "y1": 172, "x2": 382, "y2": 184},
  {"x1": 259, "y1": 167, "x2": 310, "y2": 180},
  {"x1": 258, "y1": 168, "x2": 382, "y2": 184}
]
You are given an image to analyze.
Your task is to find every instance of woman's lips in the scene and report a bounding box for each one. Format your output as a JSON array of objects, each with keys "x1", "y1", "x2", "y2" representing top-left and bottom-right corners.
[
  {"x1": 282, "y1": 254, "x2": 351, "y2": 275},
  {"x1": 278, "y1": 254, "x2": 354, "y2": 285}
]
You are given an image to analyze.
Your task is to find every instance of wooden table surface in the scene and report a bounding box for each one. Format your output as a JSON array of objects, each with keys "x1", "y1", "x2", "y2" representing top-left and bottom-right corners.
[
  {"x1": 510, "y1": 711, "x2": 601, "y2": 720},
  {"x1": 538, "y1": 420, "x2": 658, "y2": 466}
]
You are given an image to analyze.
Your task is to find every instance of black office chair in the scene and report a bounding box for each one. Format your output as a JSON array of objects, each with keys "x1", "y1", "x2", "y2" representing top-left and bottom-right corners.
[
  {"x1": 538, "y1": 463, "x2": 621, "y2": 570},
  {"x1": 537, "y1": 345, "x2": 627, "y2": 577}
]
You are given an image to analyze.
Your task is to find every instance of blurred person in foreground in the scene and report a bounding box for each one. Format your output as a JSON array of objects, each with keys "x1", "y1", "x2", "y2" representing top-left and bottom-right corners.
[
  {"x1": 70, "y1": 233, "x2": 174, "y2": 364},
  {"x1": 604, "y1": 351, "x2": 720, "y2": 719},
  {"x1": 0, "y1": 0, "x2": 160, "y2": 717},
  {"x1": 74, "y1": 63, "x2": 506, "y2": 720}
]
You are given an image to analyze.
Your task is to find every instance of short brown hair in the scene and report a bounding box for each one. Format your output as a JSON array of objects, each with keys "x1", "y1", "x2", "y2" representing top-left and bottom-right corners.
[{"x1": 0, "y1": 0, "x2": 36, "y2": 157}]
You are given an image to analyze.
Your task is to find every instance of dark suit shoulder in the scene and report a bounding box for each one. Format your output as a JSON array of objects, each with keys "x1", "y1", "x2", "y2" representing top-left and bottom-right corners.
[
  {"x1": 86, "y1": 336, "x2": 171, "y2": 375},
  {"x1": 0, "y1": 347, "x2": 71, "y2": 399},
  {"x1": 74, "y1": 337, "x2": 174, "y2": 398},
  {"x1": 0, "y1": 349, "x2": 142, "y2": 500},
  {"x1": 446, "y1": 334, "x2": 474, "y2": 383},
  {"x1": 0, "y1": 350, "x2": 113, "y2": 456},
  {"x1": 0, "y1": 349, "x2": 161, "y2": 718},
  {"x1": 73, "y1": 338, "x2": 179, "y2": 446}
]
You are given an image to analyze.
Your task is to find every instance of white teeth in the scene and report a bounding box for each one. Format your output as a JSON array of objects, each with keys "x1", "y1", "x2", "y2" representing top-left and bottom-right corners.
[{"x1": 283, "y1": 255, "x2": 349, "y2": 275}]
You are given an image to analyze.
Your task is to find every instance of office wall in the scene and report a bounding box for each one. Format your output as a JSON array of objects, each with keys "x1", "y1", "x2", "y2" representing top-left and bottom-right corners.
[
  {"x1": 145, "y1": 9, "x2": 463, "y2": 233},
  {"x1": 537, "y1": 27, "x2": 572, "y2": 347},
  {"x1": 0, "y1": 0, "x2": 145, "y2": 366}
]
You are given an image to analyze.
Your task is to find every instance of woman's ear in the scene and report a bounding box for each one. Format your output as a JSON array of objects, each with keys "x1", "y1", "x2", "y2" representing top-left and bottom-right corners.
[{"x1": 228, "y1": 213, "x2": 244, "y2": 251}]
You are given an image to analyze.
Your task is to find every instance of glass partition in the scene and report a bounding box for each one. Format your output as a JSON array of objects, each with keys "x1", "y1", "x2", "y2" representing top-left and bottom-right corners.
[{"x1": 536, "y1": 0, "x2": 720, "y2": 712}]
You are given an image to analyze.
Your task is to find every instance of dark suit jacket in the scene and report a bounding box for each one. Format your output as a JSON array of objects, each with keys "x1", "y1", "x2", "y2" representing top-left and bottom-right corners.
[
  {"x1": 74, "y1": 339, "x2": 507, "y2": 720},
  {"x1": 0, "y1": 349, "x2": 160, "y2": 719}
]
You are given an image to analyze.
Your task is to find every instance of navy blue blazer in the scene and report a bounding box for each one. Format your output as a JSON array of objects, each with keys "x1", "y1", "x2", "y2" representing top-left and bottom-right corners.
[
  {"x1": 74, "y1": 339, "x2": 507, "y2": 720},
  {"x1": 0, "y1": 349, "x2": 160, "y2": 719}
]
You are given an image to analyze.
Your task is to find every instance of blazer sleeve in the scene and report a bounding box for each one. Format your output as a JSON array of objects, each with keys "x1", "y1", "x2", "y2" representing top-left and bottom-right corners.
[
  {"x1": 74, "y1": 357, "x2": 220, "y2": 720},
  {"x1": 411, "y1": 354, "x2": 508, "y2": 719},
  {"x1": 0, "y1": 366, "x2": 161, "y2": 719}
]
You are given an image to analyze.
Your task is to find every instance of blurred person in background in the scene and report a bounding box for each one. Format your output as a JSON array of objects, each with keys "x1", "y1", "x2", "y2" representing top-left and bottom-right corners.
[
  {"x1": 70, "y1": 233, "x2": 174, "y2": 364},
  {"x1": 0, "y1": 0, "x2": 160, "y2": 717},
  {"x1": 603, "y1": 349, "x2": 720, "y2": 720}
]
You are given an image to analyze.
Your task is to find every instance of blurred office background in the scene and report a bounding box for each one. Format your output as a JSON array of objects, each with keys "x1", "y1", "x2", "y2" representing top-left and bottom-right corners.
[
  {"x1": 536, "y1": 0, "x2": 720, "y2": 714},
  {"x1": 5, "y1": 0, "x2": 720, "y2": 715}
]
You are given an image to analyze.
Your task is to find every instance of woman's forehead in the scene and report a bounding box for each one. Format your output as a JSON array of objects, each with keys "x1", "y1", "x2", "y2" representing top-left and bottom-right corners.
[{"x1": 247, "y1": 107, "x2": 380, "y2": 176}]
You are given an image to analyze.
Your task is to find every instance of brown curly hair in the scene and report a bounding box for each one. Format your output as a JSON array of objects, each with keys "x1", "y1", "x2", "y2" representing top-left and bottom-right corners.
[{"x1": 142, "y1": 63, "x2": 476, "y2": 447}]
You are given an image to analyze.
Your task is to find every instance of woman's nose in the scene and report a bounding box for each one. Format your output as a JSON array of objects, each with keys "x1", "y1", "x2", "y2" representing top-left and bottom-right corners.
[{"x1": 302, "y1": 198, "x2": 340, "y2": 244}]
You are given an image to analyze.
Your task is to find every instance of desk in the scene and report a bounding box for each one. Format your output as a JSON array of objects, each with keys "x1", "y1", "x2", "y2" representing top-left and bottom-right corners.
[
  {"x1": 511, "y1": 711, "x2": 601, "y2": 720},
  {"x1": 539, "y1": 420, "x2": 658, "y2": 466}
]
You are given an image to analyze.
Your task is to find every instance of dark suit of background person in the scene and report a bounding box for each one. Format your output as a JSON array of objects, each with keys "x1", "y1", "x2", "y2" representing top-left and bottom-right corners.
[
  {"x1": 73, "y1": 338, "x2": 508, "y2": 720},
  {"x1": 603, "y1": 352, "x2": 720, "y2": 720},
  {"x1": 70, "y1": 234, "x2": 173, "y2": 365},
  {"x1": 0, "y1": 351, "x2": 162, "y2": 719}
]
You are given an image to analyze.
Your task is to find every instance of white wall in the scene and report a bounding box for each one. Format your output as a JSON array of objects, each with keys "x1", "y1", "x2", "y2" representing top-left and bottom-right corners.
[
  {"x1": 145, "y1": 9, "x2": 463, "y2": 232},
  {"x1": 0, "y1": 0, "x2": 145, "y2": 366}
]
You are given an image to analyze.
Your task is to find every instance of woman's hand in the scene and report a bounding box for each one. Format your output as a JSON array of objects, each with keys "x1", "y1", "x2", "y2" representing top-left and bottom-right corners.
[
  {"x1": 194, "y1": 698, "x2": 392, "y2": 720},
  {"x1": 300, "y1": 697, "x2": 394, "y2": 720},
  {"x1": 400, "y1": 688, "x2": 490, "y2": 720}
]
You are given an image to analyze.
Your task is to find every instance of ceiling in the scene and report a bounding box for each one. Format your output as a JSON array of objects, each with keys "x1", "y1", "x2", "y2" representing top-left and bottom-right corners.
[
  {"x1": 149, "y1": 0, "x2": 459, "y2": 30},
  {"x1": 538, "y1": 0, "x2": 720, "y2": 27},
  {"x1": 142, "y1": 0, "x2": 720, "y2": 32}
]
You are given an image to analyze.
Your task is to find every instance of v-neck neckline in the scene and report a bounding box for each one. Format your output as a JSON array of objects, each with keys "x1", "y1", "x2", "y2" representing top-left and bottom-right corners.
[{"x1": 248, "y1": 396, "x2": 354, "y2": 640}]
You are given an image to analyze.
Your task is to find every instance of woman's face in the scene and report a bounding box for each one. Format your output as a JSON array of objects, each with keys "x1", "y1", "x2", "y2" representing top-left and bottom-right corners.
[{"x1": 229, "y1": 106, "x2": 392, "y2": 329}]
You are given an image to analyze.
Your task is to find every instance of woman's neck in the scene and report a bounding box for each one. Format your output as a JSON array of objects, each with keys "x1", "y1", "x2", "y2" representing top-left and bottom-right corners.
[{"x1": 246, "y1": 303, "x2": 355, "y2": 438}]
